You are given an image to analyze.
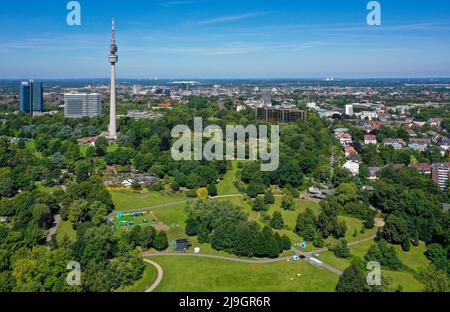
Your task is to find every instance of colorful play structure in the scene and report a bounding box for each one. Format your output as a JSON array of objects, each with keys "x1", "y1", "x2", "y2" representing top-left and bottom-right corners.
[
  {"x1": 298, "y1": 241, "x2": 311, "y2": 249},
  {"x1": 115, "y1": 210, "x2": 158, "y2": 229}
]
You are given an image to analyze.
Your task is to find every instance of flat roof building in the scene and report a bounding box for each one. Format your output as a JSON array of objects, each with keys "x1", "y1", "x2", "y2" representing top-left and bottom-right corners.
[
  {"x1": 256, "y1": 107, "x2": 307, "y2": 123},
  {"x1": 64, "y1": 93, "x2": 102, "y2": 118},
  {"x1": 431, "y1": 163, "x2": 450, "y2": 191}
]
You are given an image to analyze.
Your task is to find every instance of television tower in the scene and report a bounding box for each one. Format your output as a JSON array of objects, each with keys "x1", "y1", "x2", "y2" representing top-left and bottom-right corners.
[{"x1": 108, "y1": 17, "x2": 118, "y2": 139}]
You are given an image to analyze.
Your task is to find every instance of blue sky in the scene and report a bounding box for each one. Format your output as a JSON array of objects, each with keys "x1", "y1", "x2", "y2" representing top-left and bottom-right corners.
[{"x1": 0, "y1": 0, "x2": 449, "y2": 79}]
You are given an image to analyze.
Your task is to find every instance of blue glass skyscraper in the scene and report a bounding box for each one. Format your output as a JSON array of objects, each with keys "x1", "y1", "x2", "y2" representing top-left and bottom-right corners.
[
  {"x1": 19, "y1": 81, "x2": 32, "y2": 115},
  {"x1": 19, "y1": 80, "x2": 44, "y2": 115},
  {"x1": 32, "y1": 82, "x2": 43, "y2": 113}
]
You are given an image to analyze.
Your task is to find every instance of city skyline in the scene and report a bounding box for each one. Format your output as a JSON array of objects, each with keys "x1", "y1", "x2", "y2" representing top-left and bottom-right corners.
[{"x1": 0, "y1": 0, "x2": 449, "y2": 79}]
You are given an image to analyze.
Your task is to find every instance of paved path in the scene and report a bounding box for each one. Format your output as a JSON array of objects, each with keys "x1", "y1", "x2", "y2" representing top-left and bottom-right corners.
[
  {"x1": 141, "y1": 234, "x2": 377, "y2": 279},
  {"x1": 144, "y1": 259, "x2": 164, "y2": 292},
  {"x1": 46, "y1": 214, "x2": 62, "y2": 243},
  {"x1": 113, "y1": 194, "x2": 377, "y2": 285},
  {"x1": 143, "y1": 252, "x2": 292, "y2": 264}
]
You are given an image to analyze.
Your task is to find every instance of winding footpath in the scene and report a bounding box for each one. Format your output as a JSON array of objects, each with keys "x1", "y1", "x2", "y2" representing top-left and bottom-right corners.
[
  {"x1": 141, "y1": 235, "x2": 378, "y2": 291},
  {"x1": 111, "y1": 194, "x2": 377, "y2": 291},
  {"x1": 143, "y1": 259, "x2": 164, "y2": 293}
]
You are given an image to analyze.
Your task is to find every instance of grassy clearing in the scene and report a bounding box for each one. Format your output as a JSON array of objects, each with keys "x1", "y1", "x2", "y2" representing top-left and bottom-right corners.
[
  {"x1": 150, "y1": 256, "x2": 339, "y2": 292},
  {"x1": 383, "y1": 270, "x2": 424, "y2": 292},
  {"x1": 317, "y1": 239, "x2": 426, "y2": 292},
  {"x1": 115, "y1": 262, "x2": 158, "y2": 292},
  {"x1": 392, "y1": 242, "x2": 430, "y2": 273},
  {"x1": 110, "y1": 189, "x2": 187, "y2": 211},
  {"x1": 317, "y1": 251, "x2": 352, "y2": 272},
  {"x1": 217, "y1": 161, "x2": 239, "y2": 195},
  {"x1": 56, "y1": 220, "x2": 77, "y2": 242}
]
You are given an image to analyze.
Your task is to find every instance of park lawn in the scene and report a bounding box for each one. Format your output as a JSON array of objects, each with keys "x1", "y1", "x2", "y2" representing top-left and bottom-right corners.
[
  {"x1": 317, "y1": 251, "x2": 352, "y2": 272},
  {"x1": 107, "y1": 144, "x2": 119, "y2": 153},
  {"x1": 115, "y1": 262, "x2": 158, "y2": 292},
  {"x1": 217, "y1": 161, "x2": 239, "y2": 195},
  {"x1": 269, "y1": 197, "x2": 321, "y2": 226},
  {"x1": 392, "y1": 242, "x2": 430, "y2": 273},
  {"x1": 115, "y1": 203, "x2": 187, "y2": 231},
  {"x1": 317, "y1": 239, "x2": 426, "y2": 292},
  {"x1": 348, "y1": 239, "x2": 376, "y2": 260},
  {"x1": 320, "y1": 217, "x2": 377, "y2": 249},
  {"x1": 335, "y1": 216, "x2": 377, "y2": 243},
  {"x1": 149, "y1": 256, "x2": 339, "y2": 292},
  {"x1": 383, "y1": 270, "x2": 424, "y2": 292},
  {"x1": 56, "y1": 220, "x2": 77, "y2": 242},
  {"x1": 110, "y1": 189, "x2": 187, "y2": 211},
  {"x1": 80, "y1": 145, "x2": 88, "y2": 157}
]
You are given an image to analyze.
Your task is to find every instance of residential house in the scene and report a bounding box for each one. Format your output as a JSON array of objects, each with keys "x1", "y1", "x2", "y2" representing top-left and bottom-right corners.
[
  {"x1": 438, "y1": 137, "x2": 450, "y2": 156},
  {"x1": 343, "y1": 160, "x2": 360, "y2": 176},
  {"x1": 345, "y1": 146, "x2": 358, "y2": 158},
  {"x1": 368, "y1": 167, "x2": 382, "y2": 180},
  {"x1": 407, "y1": 129, "x2": 417, "y2": 138},
  {"x1": 412, "y1": 163, "x2": 431, "y2": 175},
  {"x1": 338, "y1": 132, "x2": 353, "y2": 146},
  {"x1": 364, "y1": 135, "x2": 377, "y2": 145},
  {"x1": 426, "y1": 130, "x2": 440, "y2": 142},
  {"x1": 408, "y1": 138, "x2": 431, "y2": 152},
  {"x1": 78, "y1": 137, "x2": 97, "y2": 147},
  {"x1": 383, "y1": 138, "x2": 406, "y2": 150},
  {"x1": 427, "y1": 118, "x2": 442, "y2": 129}
]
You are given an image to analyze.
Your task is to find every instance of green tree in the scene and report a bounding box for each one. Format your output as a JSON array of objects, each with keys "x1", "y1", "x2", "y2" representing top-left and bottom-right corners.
[
  {"x1": 336, "y1": 182, "x2": 358, "y2": 204},
  {"x1": 264, "y1": 189, "x2": 275, "y2": 205},
  {"x1": 333, "y1": 239, "x2": 350, "y2": 258},
  {"x1": 31, "y1": 204, "x2": 52, "y2": 228},
  {"x1": 425, "y1": 244, "x2": 449, "y2": 274},
  {"x1": 365, "y1": 240, "x2": 402, "y2": 270},
  {"x1": 207, "y1": 184, "x2": 217, "y2": 197},
  {"x1": 140, "y1": 226, "x2": 156, "y2": 250},
  {"x1": 252, "y1": 197, "x2": 267, "y2": 212},
  {"x1": 281, "y1": 195, "x2": 295, "y2": 211},
  {"x1": 270, "y1": 211, "x2": 284, "y2": 230},
  {"x1": 336, "y1": 263, "x2": 368, "y2": 292},
  {"x1": 153, "y1": 231, "x2": 168, "y2": 251},
  {"x1": 383, "y1": 215, "x2": 409, "y2": 245},
  {"x1": 420, "y1": 265, "x2": 449, "y2": 292},
  {"x1": 295, "y1": 208, "x2": 317, "y2": 241},
  {"x1": 88, "y1": 201, "x2": 108, "y2": 224},
  {"x1": 68, "y1": 199, "x2": 89, "y2": 224},
  {"x1": 74, "y1": 160, "x2": 94, "y2": 183},
  {"x1": 0, "y1": 168, "x2": 14, "y2": 198}
]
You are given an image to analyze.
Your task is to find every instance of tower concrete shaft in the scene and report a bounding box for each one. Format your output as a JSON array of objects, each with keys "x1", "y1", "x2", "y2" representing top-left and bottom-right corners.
[{"x1": 109, "y1": 17, "x2": 118, "y2": 138}]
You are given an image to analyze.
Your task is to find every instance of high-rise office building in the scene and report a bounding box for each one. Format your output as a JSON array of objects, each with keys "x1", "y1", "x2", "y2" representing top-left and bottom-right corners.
[
  {"x1": 20, "y1": 82, "x2": 32, "y2": 114},
  {"x1": 32, "y1": 82, "x2": 44, "y2": 112},
  {"x1": 64, "y1": 93, "x2": 102, "y2": 118},
  {"x1": 19, "y1": 80, "x2": 43, "y2": 115}
]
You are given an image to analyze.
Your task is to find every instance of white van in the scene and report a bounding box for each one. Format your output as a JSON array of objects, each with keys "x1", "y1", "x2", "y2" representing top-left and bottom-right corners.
[{"x1": 309, "y1": 257, "x2": 323, "y2": 267}]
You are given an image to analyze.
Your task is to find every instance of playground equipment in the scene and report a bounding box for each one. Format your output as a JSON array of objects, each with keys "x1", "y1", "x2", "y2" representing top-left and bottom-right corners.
[
  {"x1": 298, "y1": 241, "x2": 311, "y2": 249},
  {"x1": 115, "y1": 210, "x2": 158, "y2": 229}
]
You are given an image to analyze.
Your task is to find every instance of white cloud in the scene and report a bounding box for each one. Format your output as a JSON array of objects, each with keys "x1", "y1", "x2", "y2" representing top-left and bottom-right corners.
[{"x1": 198, "y1": 12, "x2": 270, "y2": 25}]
